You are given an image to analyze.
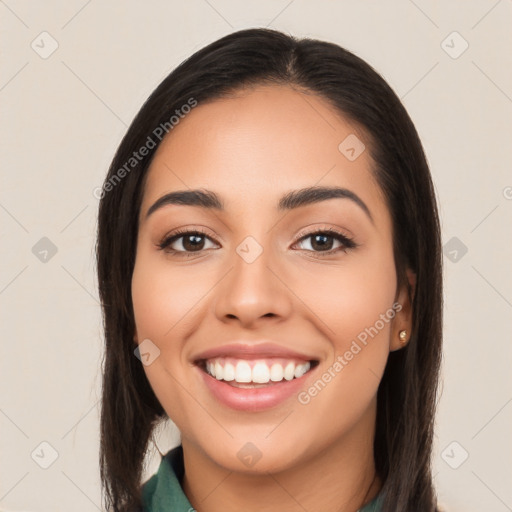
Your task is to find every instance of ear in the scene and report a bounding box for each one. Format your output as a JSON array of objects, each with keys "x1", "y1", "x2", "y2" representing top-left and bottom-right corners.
[{"x1": 390, "y1": 267, "x2": 416, "y2": 352}]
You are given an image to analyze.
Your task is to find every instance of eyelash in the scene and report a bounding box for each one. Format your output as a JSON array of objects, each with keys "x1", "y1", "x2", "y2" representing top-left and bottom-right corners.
[{"x1": 157, "y1": 227, "x2": 358, "y2": 258}]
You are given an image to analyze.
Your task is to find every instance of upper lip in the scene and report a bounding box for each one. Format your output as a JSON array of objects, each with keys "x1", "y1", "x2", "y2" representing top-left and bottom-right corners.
[{"x1": 192, "y1": 342, "x2": 318, "y2": 363}]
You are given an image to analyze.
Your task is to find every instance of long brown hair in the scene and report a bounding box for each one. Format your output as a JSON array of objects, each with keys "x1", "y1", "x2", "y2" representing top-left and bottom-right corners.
[{"x1": 97, "y1": 27, "x2": 443, "y2": 511}]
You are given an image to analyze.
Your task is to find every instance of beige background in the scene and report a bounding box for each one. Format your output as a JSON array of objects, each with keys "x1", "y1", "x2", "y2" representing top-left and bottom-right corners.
[{"x1": 1, "y1": 1, "x2": 511, "y2": 511}]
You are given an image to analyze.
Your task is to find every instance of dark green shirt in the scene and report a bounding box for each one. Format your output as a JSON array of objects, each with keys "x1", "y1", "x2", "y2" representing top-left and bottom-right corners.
[{"x1": 142, "y1": 445, "x2": 383, "y2": 511}]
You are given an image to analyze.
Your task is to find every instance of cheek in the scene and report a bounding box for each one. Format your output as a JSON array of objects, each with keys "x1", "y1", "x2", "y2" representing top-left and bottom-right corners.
[
  {"x1": 131, "y1": 251, "x2": 210, "y2": 434},
  {"x1": 131, "y1": 250, "x2": 213, "y2": 341},
  {"x1": 290, "y1": 254, "x2": 396, "y2": 444},
  {"x1": 293, "y1": 247, "x2": 397, "y2": 353}
]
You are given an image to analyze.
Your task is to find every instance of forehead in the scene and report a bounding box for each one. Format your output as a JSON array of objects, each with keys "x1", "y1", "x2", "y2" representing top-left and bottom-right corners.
[{"x1": 141, "y1": 85, "x2": 387, "y2": 220}]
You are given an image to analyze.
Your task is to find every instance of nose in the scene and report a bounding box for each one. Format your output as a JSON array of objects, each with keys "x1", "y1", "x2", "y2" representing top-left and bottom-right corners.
[{"x1": 213, "y1": 242, "x2": 293, "y2": 329}]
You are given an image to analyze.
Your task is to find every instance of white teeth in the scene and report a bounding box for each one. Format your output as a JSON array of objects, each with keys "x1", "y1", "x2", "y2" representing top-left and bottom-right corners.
[
  {"x1": 204, "y1": 359, "x2": 312, "y2": 384},
  {"x1": 270, "y1": 363, "x2": 284, "y2": 382},
  {"x1": 214, "y1": 361, "x2": 224, "y2": 380},
  {"x1": 284, "y1": 362, "x2": 295, "y2": 381},
  {"x1": 294, "y1": 364, "x2": 309, "y2": 378},
  {"x1": 235, "y1": 361, "x2": 252, "y2": 383},
  {"x1": 223, "y1": 362, "x2": 235, "y2": 381},
  {"x1": 252, "y1": 362, "x2": 270, "y2": 383}
]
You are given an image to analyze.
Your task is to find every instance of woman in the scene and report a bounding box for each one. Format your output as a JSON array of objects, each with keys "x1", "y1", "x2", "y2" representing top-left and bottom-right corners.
[{"x1": 97, "y1": 28, "x2": 443, "y2": 512}]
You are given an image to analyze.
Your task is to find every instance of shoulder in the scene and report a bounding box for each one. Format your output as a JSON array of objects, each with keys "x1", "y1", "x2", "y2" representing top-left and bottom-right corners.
[{"x1": 140, "y1": 445, "x2": 193, "y2": 511}]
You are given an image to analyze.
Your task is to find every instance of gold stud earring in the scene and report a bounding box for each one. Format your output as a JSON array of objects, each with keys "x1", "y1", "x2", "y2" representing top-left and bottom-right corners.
[{"x1": 399, "y1": 330, "x2": 408, "y2": 343}]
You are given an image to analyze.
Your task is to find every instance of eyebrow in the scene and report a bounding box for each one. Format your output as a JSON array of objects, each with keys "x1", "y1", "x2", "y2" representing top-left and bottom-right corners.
[{"x1": 145, "y1": 186, "x2": 374, "y2": 224}]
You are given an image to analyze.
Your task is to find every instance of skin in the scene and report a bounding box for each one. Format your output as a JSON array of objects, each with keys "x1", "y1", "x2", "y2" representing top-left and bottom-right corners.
[{"x1": 132, "y1": 84, "x2": 416, "y2": 512}]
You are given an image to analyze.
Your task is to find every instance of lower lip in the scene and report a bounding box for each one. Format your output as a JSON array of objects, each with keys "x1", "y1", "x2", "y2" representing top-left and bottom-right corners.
[{"x1": 197, "y1": 364, "x2": 317, "y2": 412}]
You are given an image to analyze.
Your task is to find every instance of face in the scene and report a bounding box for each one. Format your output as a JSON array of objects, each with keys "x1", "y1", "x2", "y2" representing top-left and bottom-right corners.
[{"x1": 131, "y1": 84, "x2": 414, "y2": 474}]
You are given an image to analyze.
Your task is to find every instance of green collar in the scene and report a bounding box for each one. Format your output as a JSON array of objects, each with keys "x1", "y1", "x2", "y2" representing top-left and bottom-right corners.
[{"x1": 142, "y1": 445, "x2": 383, "y2": 511}]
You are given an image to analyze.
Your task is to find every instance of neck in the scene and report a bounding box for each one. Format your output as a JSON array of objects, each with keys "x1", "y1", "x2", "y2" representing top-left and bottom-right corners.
[{"x1": 181, "y1": 401, "x2": 382, "y2": 512}]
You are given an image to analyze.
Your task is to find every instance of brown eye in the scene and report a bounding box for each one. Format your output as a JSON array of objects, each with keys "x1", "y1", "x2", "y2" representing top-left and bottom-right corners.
[
  {"x1": 179, "y1": 233, "x2": 206, "y2": 252},
  {"x1": 294, "y1": 229, "x2": 357, "y2": 256},
  {"x1": 158, "y1": 229, "x2": 219, "y2": 255},
  {"x1": 304, "y1": 233, "x2": 335, "y2": 251}
]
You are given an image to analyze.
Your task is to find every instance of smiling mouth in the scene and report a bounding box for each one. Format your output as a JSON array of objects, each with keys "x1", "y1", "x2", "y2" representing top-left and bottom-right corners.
[{"x1": 195, "y1": 357, "x2": 320, "y2": 388}]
